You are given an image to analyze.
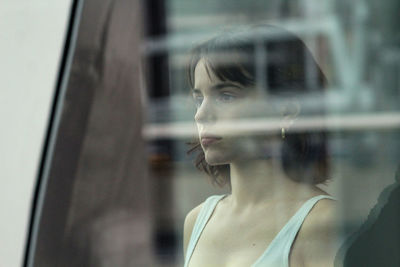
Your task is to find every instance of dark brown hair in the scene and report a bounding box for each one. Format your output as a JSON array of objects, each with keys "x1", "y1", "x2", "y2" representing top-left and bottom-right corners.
[{"x1": 187, "y1": 25, "x2": 329, "y2": 187}]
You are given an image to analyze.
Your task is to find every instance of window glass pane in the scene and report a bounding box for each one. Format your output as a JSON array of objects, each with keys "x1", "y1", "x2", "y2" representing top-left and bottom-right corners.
[
  {"x1": 27, "y1": 1, "x2": 400, "y2": 266},
  {"x1": 142, "y1": 1, "x2": 400, "y2": 266}
]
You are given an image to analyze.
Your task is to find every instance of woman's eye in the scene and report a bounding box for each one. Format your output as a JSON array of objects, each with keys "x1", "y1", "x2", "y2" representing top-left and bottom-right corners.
[
  {"x1": 193, "y1": 95, "x2": 203, "y2": 108},
  {"x1": 218, "y1": 93, "x2": 237, "y2": 103}
]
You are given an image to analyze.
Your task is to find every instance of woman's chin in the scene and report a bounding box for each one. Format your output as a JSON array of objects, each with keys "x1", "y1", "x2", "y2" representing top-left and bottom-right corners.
[{"x1": 204, "y1": 151, "x2": 230, "y2": 166}]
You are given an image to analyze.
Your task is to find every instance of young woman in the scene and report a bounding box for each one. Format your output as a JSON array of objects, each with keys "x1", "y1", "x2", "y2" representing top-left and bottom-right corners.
[{"x1": 183, "y1": 25, "x2": 338, "y2": 267}]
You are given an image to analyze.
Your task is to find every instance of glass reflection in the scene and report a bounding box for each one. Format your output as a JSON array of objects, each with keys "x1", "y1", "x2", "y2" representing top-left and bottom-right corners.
[{"x1": 183, "y1": 25, "x2": 338, "y2": 267}]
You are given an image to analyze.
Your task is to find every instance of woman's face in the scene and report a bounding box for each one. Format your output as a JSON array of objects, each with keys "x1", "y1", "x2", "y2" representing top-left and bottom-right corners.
[{"x1": 192, "y1": 58, "x2": 269, "y2": 165}]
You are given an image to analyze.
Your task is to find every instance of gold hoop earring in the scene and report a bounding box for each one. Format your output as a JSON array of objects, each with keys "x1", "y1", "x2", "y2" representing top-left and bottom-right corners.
[{"x1": 281, "y1": 127, "x2": 285, "y2": 139}]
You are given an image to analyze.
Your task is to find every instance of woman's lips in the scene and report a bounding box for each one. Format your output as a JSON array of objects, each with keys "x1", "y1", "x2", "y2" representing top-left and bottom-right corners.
[{"x1": 201, "y1": 136, "x2": 222, "y2": 147}]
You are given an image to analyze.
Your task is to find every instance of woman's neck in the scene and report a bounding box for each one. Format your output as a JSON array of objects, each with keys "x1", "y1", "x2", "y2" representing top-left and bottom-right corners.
[{"x1": 228, "y1": 159, "x2": 322, "y2": 210}]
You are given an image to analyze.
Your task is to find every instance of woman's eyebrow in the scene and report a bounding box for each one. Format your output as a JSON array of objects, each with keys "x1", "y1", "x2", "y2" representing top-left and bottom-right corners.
[
  {"x1": 192, "y1": 82, "x2": 242, "y2": 94},
  {"x1": 211, "y1": 82, "x2": 242, "y2": 91}
]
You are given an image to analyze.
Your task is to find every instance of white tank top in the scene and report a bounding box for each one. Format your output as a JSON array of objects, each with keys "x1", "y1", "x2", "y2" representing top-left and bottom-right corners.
[{"x1": 184, "y1": 194, "x2": 335, "y2": 267}]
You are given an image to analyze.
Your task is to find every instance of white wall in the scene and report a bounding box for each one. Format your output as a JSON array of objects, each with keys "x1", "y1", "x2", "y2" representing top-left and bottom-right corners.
[{"x1": 0, "y1": 1, "x2": 72, "y2": 266}]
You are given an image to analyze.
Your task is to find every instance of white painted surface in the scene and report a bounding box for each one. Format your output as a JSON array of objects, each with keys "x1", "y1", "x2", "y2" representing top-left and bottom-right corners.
[{"x1": 0, "y1": 1, "x2": 72, "y2": 266}]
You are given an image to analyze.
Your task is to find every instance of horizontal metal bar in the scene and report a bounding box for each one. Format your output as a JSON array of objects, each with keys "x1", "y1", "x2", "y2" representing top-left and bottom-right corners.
[{"x1": 142, "y1": 112, "x2": 400, "y2": 140}]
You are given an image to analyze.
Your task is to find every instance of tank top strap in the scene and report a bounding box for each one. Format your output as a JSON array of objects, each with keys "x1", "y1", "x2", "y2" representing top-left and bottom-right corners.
[
  {"x1": 282, "y1": 195, "x2": 336, "y2": 243},
  {"x1": 184, "y1": 194, "x2": 226, "y2": 267},
  {"x1": 253, "y1": 195, "x2": 335, "y2": 267},
  {"x1": 261, "y1": 195, "x2": 336, "y2": 267}
]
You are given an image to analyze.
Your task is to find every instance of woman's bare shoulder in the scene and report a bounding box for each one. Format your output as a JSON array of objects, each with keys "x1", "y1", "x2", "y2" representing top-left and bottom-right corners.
[
  {"x1": 293, "y1": 198, "x2": 339, "y2": 267},
  {"x1": 307, "y1": 197, "x2": 337, "y2": 222},
  {"x1": 184, "y1": 203, "x2": 204, "y2": 232},
  {"x1": 183, "y1": 202, "x2": 204, "y2": 256}
]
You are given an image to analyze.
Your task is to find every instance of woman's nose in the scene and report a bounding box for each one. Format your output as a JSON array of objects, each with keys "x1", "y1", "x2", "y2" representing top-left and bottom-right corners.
[{"x1": 194, "y1": 99, "x2": 216, "y2": 124}]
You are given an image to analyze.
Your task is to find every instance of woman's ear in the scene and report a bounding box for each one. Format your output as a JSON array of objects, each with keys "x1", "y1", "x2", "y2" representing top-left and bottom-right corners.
[
  {"x1": 280, "y1": 99, "x2": 301, "y2": 118},
  {"x1": 279, "y1": 99, "x2": 300, "y2": 139}
]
